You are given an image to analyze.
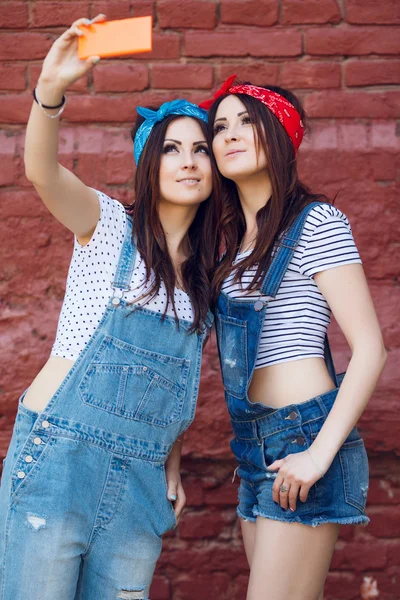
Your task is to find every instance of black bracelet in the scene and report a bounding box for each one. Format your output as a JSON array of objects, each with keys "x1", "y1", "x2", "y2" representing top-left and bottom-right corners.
[{"x1": 33, "y1": 86, "x2": 66, "y2": 109}]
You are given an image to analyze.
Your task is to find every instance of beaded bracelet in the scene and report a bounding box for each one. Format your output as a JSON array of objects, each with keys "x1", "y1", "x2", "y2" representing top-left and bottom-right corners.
[{"x1": 33, "y1": 87, "x2": 67, "y2": 119}]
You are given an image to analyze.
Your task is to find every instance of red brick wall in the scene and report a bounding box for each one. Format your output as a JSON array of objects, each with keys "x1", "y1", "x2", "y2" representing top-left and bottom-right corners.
[{"x1": 0, "y1": 1, "x2": 399, "y2": 598}]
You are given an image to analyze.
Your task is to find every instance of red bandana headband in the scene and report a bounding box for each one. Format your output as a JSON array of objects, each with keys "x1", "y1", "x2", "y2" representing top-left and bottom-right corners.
[{"x1": 199, "y1": 74, "x2": 304, "y2": 153}]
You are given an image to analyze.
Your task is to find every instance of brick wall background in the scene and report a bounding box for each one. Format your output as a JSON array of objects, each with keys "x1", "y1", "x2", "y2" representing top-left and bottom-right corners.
[{"x1": 0, "y1": 1, "x2": 399, "y2": 598}]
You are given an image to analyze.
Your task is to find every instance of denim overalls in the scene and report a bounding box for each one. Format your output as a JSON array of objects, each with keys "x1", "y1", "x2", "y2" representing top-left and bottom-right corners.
[
  {"x1": 0, "y1": 216, "x2": 212, "y2": 600},
  {"x1": 215, "y1": 202, "x2": 369, "y2": 527}
]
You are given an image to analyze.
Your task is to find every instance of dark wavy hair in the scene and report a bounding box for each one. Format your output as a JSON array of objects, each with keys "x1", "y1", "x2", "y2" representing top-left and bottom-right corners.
[
  {"x1": 126, "y1": 109, "x2": 221, "y2": 332},
  {"x1": 209, "y1": 84, "x2": 329, "y2": 302}
]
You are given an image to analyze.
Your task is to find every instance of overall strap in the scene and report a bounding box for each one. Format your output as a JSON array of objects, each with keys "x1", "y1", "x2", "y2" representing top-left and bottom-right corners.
[
  {"x1": 259, "y1": 201, "x2": 340, "y2": 387},
  {"x1": 112, "y1": 216, "x2": 137, "y2": 292},
  {"x1": 259, "y1": 201, "x2": 323, "y2": 297},
  {"x1": 204, "y1": 310, "x2": 215, "y2": 330},
  {"x1": 324, "y1": 336, "x2": 339, "y2": 388}
]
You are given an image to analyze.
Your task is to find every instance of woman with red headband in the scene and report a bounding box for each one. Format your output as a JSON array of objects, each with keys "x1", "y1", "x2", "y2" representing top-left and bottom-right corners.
[{"x1": 201, "y1": 77, "x2": 386, "y2": 599}]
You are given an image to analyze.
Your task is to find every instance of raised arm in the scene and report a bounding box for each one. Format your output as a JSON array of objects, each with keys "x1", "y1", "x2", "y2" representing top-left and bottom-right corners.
[{"x1": 25, "y1": 15, "x2": 105, "y2": 244}]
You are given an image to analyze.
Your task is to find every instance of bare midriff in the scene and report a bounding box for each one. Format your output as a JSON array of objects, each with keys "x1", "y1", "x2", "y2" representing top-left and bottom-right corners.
[
  {"x1": 23, "y1": 356, "x2": 335, "y2": 414},
  {"x1": 248, "y1": 357, "x2": 336, "y2": 408},
  {"x1": 22, "y1": 356, "x2": 75, "y2": 413}
]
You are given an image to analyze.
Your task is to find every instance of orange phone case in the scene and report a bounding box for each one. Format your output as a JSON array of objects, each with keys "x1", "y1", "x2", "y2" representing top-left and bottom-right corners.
[{"x1": 78, "y1": 16, "x2": 152, "y2": 59}]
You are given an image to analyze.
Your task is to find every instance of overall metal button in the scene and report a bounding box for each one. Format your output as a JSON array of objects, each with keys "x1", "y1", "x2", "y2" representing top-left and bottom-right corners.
[
  {"x1": 296, "y1": 436, "x2": 305, "y2": 446},
  {"x1": 286, "y1": 411, "x2": 297, "y2": 421},
  {"x1": 112, "y1": 297, "x2": 120, "y2": 306},
  {"x1": 254, "y1": 300, "x2": 264, "y2": 312}
]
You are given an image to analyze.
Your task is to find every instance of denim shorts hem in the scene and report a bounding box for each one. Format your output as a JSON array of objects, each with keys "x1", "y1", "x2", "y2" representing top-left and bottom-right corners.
[
  {"x1": 236, "y1": 507, "x2": 256, "y2": 523},
  {"x1": 252, "y1": 506, "x2": 370, "y2": 528}
]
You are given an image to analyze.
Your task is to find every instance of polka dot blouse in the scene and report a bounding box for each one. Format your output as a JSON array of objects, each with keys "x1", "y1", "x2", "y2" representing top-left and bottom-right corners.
[{"x1": 51, "y1": 190, "x2": 194, "y2": 361}]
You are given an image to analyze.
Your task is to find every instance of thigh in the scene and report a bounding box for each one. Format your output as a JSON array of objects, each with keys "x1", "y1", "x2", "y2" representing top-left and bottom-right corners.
[
  {"x1": 0, "y1": 403, "x2": 79, "y2": 599},
  {"x1": 77, "y1": 539, "x2": 158, "y2": 600},
  {"x1": 78, "y1": 458, "x2": 176, "y2": 600},
  {"x1": 1, "y1": 499, "x2": 82, "y2": 600},
  {"x1": 237, "y1": 478, "x2": 258, "y2": 567},
  {"x1": 241, "y1": 519, "x2": 257, "y2": 567},
  {"x1": 0, "y1": 433, "x2": 113, "y2": 600},
  {"x1": 247, "y1": 517, "x2": 340, "y2": 600}
]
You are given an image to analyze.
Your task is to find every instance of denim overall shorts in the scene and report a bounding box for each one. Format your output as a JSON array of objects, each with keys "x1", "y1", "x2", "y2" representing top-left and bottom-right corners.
[
  {"x1": 215, "y1": 202, "x2": 369, "y2": 528},
  {"x1": 0, "y1": 216, "x2": 212, "y2": 600}
]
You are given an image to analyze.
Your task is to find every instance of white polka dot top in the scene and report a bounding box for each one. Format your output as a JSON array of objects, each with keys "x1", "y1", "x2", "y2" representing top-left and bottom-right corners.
[{"x1": 51, "y1": 190, "x2": 194, "y2": 361}]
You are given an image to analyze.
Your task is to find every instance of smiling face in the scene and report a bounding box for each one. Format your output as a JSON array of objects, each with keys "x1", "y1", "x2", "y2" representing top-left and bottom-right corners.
[
  {"x1": 212, "y1": 95, "x2": 268, "y2": 182},
  {"x1": 158, "y1": 116, "x2": 212, "y2": 207}
]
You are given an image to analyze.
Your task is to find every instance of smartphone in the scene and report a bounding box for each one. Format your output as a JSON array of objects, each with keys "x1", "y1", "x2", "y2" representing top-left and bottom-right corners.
[{"x1": 78, "y1": 16, "x2": 152, "y2": 59}]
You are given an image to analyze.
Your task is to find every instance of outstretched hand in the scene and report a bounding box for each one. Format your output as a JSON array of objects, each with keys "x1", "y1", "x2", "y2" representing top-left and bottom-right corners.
[{"x1": 39, "y1": 14, "x2": 106, "y2": 94}]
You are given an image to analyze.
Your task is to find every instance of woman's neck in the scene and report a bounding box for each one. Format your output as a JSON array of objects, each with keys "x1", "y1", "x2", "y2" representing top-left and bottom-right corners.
[
  {"x1": 158, "y1": 202, "x2": 198, "y2": 260},
  {"x1": 235, "y1": 171, "x2": 272, "y2": 240}
]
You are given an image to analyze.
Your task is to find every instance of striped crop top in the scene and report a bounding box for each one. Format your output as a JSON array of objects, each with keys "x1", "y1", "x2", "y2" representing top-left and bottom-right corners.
[{"x1": 221, "y1": 204, "x2": 362, "y2": 369}]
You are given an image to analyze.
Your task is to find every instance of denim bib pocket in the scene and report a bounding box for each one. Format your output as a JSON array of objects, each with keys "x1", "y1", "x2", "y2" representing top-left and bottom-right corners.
[
  {"x1": 215, "y1": 312, "x2": 248, "y2": 399},
  {"x1": 79, "y1": 334, "x2": 190, "y2": 427}
]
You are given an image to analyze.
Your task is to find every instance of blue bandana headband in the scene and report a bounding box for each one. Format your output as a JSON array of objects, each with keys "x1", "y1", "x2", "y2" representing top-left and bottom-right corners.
[{"x1": 133, "y1": 99, "x2": 208, "y2": 165}]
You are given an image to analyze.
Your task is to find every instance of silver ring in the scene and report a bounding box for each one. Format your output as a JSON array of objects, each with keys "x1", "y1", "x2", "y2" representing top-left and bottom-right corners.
[{"x1": 280, "y1": 485, "x2": 289, "y2": 493}]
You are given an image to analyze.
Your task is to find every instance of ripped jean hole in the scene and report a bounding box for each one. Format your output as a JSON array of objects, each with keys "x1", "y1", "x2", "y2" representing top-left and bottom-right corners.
[
  {"x1": 26, "y1": 514, "x2": 47, "y2": 531},
  {"x1": 117, "y1": 590, "x2": 146, "y2": 600},
  {"x1": 224, "y1": 358, "x2": 236, "y2": 368}
]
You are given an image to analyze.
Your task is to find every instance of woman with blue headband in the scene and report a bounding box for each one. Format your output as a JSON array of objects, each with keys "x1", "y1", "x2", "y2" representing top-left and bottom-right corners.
[{"x1": 0, "y1": 16, "x2": 220, "y2": 600}]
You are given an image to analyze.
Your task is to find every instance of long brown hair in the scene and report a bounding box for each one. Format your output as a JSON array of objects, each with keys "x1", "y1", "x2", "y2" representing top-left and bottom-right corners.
[
  {"x1": 209, "y1": 84, "x2": 329, "y2": 302},
  {"x1": 126, "y1": 110, "x2": 221, "y2": 332}
]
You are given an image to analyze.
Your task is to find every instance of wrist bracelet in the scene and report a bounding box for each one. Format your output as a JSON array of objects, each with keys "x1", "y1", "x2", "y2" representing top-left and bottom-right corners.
[
  {"x1": 33, "y1": 86, "x2": 67, "y2": 119},
  {"x1": 33, "y1": 86, "x2": 65, "y2": 109}
]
